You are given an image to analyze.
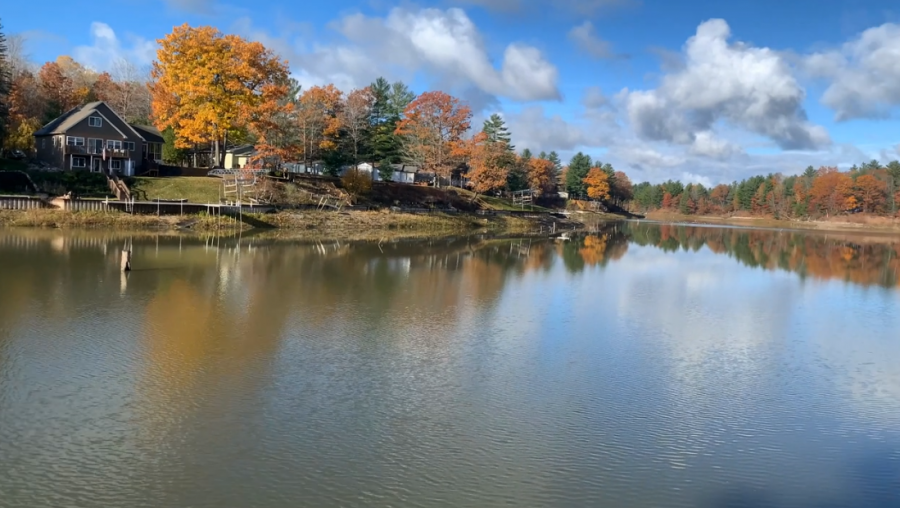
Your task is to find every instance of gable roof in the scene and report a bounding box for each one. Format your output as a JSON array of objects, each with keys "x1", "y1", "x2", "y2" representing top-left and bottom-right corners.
[
  {"x1": 130, "y1": 124, "x2": 164, "y2": 144},
  {"x1": 34, "y1": 101, "x2": 146, "y2": 140}
]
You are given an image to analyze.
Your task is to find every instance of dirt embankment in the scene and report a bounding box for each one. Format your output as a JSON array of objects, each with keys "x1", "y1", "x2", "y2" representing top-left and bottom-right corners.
[
  {"x1": 0, "y1": 209, "x2": 584, "y2": 241},
  {"x1": 643, "y1": 211, "x2": 900, "y2": 235}
]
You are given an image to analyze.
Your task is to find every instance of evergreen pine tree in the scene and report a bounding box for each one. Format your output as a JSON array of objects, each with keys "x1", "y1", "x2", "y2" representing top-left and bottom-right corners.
[
  {"x1": 565, "y1": 152, "x2": 592, "y2": 196},
  {"x1": 0, "y1": 19, "x2": 11, "y2": 148},
  {"x1": 482, "y1": 113, "x2": 514, "y2": 150}
]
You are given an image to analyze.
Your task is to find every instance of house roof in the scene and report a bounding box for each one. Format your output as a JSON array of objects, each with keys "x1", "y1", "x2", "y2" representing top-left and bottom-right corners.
[
  {"x1": 129, "y1": 123, "x2": 164, "y2": 144},
  {"x1": 226, "y1": 144, "x2": 256, "y2": 156},
  {"x1": 390, "y1": 164, "x2": 420, "y2": 173},
  {"x1": 34, "y1": 101, "x2": 147, "y2": 141}
]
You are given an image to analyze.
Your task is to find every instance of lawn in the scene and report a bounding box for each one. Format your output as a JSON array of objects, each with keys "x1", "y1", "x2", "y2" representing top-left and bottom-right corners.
[{"x1": 130, "y1": 177, "x2": 222, "y2": 203}]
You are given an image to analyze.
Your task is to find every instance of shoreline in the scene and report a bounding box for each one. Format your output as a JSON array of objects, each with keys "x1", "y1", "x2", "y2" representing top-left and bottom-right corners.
[
  {"x1": 642, "y1": 211, "x2": 900, "y2": 236},
  {"x1": 0, "y1": 208, "x2": 586, "y2": 241}
]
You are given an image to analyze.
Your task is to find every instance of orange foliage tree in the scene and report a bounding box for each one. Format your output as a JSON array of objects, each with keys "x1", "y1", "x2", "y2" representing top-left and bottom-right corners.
[
  {"x1": 150, "y1": 24, "x2": 289, "y2": 167},
  {"x1": 395, "y1": 91, "x2": 471, "y2": 185},
  {"x1": 809, "y1": 167, "x2": 854, "y2": 216},
  {"x1": 91, "y1": 72, "x2": 119, "y2": 104},
  {"x1": 662, "y1": 192, "x2": 674, "y2": 209},
  {"x1": 466, "y1": 132, "x2": 514, "y2": 195},
  {"x1": 296, "y1": 84, "x2": 344, "y2": 166},
  {"x1": 854, "y1": 174, "x2": 887, "y2": 213},
  {"x1": 583, "y1": 167, "x2": 611, "y2": 201},
  {"x1": 527, "y1": 158, "x2": 556, "y2": 196},
  {"x1": 248, "y1": 82, "x2": 300, "y2": 169},
  {"x1": 38, "y1": 61, "x2": 78, "y2": 118}
]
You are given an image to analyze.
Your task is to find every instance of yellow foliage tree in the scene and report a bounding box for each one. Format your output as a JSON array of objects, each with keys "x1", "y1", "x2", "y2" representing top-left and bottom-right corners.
[
  {"x1": 582, "y1": 167, "x2": 610, "y2": 201},
  {"x1": 150, "y1": 24, "x2": 289, "y2": 167},
  {"x1": 297, "y1": 85, "x2": 344, "y2": 165},
  {"x1": 2, "y1": 117, "x2": 42, "y2": 151}
]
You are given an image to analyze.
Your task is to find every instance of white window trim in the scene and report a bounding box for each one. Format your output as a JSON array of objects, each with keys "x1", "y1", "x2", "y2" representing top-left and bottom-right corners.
[
  {"x1": 67, "y1": 136, "x2": 85, "y2": 146},
  {"x1": 106, "y1": 140, "x2": 123, "y2": 150},
  {"x1": 72, "y1": 157, "x2": 87, "y2": 168},
  {"x1": 88, "y1": 116, "x2": 103, "y2": 127},
  {"x1": 109, "y1": 160, "x2": 122, "y2": 170},
  {"x1": 87, "y1": 138, "x2": 103, "y2": 154}
]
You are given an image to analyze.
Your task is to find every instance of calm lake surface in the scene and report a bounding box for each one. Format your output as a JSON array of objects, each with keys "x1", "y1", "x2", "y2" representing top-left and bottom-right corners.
[{"x1": 1, "y1": 223, "x2": 899, "y2": 508}]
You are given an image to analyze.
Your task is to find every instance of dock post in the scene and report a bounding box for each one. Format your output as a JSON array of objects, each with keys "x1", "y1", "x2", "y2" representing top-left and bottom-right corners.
[{"x1": 121, "y1": 247, "x2": 131, "y2": 272}]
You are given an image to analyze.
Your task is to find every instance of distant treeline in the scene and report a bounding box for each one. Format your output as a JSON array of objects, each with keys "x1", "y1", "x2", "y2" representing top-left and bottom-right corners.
[{"x1": 630, "y1": 161, "x2": 900, "y2": 218}]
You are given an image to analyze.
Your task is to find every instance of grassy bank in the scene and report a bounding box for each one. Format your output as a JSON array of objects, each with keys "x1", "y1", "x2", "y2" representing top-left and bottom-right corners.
[
  {"x1": 644, "y1": 211, "x2": 900, "y2": 234},
  {"x1": 130, "y1": 177, "x2": 222, "y2": 203},
  {"x1": 0, "y1": 208, "x2": 582, "y2": 240}
]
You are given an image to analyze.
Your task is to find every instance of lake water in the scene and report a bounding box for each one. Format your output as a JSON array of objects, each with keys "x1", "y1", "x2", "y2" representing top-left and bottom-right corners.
[{"x1": 1, "y1": 223, "x2": 899, "y2": 508}]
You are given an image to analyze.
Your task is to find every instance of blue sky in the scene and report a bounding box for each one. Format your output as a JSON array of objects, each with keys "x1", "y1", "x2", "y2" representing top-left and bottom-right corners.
[{"x1": 4, "y1": 0, "x2": 900, "y2": 184}]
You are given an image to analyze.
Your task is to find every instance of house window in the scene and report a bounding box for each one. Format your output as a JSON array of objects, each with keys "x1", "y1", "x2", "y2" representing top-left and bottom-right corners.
[
  {"x1": 88, "y1": 116, "x2": 102, "y2": 127},
  {"x1": 106, "y1": 140, "x2": 123, "y2": 150},
  {"x1": 109, "y1": 160, "x2": 122, "y2": 170},
  {"x1": 87, "y1": 139, "x2": 103, "y2": 154},
  {"x1": 67, "y1": 136, "x2": 85, "y2": 146},
  {"x1": 41, "y1": 138, "x2": 46, "y2": 149},
  {"x1": 72, "y1": 157, "x2": 87, "y2": 168},
  {"x1": 147, "y1": 143, "x2": 162, "y2": 160},
  {"x1": 124, "y1": 141, "x2": 135, "y2": 151}
]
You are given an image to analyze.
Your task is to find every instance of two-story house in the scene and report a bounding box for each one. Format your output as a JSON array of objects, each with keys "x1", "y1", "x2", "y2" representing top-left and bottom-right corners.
[{"x1": 33, "y1": 101, "x2": 164, "y2": 176}]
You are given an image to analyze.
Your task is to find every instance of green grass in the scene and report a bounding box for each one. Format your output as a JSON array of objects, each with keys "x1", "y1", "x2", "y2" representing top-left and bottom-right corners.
[{"x1": 130, "y1": 177, "x2": 222, "y2": 203}]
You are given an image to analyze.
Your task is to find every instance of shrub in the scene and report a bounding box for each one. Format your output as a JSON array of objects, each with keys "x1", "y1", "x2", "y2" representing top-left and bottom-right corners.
[{"x1": 341, "y1": 169, "x2": 372, "y2": 203}]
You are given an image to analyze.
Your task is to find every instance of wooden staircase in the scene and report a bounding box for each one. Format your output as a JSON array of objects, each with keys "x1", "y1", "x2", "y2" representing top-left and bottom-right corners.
[{"x1": 107, "y1": 173, "x2": 131, "y2": 201}]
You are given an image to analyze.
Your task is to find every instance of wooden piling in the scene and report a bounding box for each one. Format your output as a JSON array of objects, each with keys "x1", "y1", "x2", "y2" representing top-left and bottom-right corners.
[{"x1": 121, "y1": 249, "x2": 131, "y2": 272}]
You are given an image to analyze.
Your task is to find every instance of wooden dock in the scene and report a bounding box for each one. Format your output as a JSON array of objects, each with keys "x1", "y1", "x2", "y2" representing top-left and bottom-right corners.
[{"x1": 0, "y1": 195, "x2": 275, "y2": 215}]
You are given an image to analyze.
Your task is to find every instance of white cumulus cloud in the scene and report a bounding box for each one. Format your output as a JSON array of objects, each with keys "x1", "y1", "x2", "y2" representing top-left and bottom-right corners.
[
  {"x1": 234, "y1": 7, "x2": 560, "y2": 102},
  {"x1": 72, "y1": 22, "x2": 156, "y2": 72},
  {"x1": 803, "y1": 22, "x2": 900, "y2": 121},
  {"x1": 621, "y1": 19, "x2": 830, "y2": 151}
]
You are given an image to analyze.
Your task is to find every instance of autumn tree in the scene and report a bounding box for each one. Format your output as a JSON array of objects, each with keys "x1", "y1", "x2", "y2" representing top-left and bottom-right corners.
[
  {"x1": 395, "y1": 91, "x2": 471, "y2": 186},
  {"x1": 662, "y1": 192, "x2": 674, "y2": 209},
  {"x1": 610, "y1": 171, "x2": 633, "y2": 206},
  {"x1": 296, "y1": 84, "x2": 343, "y2": 169},
  {"x1": 55, "y1": 56, "x2": 94, "y2": 105},
  {"x1": 583, "y1": 167, "x2": 610, "y2": 201},
  {"x1": 341, "y1": 87, "x2": 375, "y2": 164},
  {"x1": 150, "y1": 24, "x2": 289, "y2": 168},
  {"x1": 466, "y1": 132, "x2": 515, "y2": 196},
  {"x1": 809, "y1": 167, "x2": 854, "y2": 216},
  {"x1": 38, "y1": 61, "x2": 78, "y2": 121},
  {"x1": 91, "y1": 72, "x2": 118, "y2": 103},
  {"x1": 527, "y1": 157, "x2": 556, "y2": 196},
  {"x1": 710, "y1": 184, "x2": 731, "y2": 211},
  {"x1": 3, "y1": 71, "x2": 42, "y2": 152},
  {"x1": 248, "y1": 77, "x2": 301, "y2": 169},
  {"x1": 854, "y1": 174, "x2": 887, "y2": 213}
]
